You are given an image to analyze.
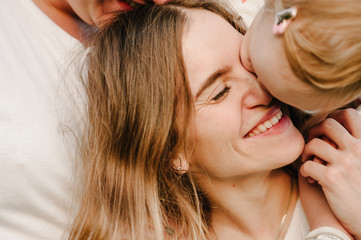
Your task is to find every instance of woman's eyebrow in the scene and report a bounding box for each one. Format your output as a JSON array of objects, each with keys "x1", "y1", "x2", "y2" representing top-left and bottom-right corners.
[{"x1": 196, "y1": 66, "x2": 232, "y2": 98}]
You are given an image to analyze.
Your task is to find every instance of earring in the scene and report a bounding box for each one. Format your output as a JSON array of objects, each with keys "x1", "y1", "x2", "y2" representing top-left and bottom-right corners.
[
  {"x1": 273, "y1": 7, "x2": 298, "y2": 36},
  {"x1": 172, "y1": 155, "x2": 186, "y2": 174},
  {"x1": 172, "y1": 165, "x2": 185, "y2": 174}
]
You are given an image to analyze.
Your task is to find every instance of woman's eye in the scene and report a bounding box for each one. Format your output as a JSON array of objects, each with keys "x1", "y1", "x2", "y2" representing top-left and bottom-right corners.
[{"x1": 212, "y1": 85, "x2": 230, "y2": 102}]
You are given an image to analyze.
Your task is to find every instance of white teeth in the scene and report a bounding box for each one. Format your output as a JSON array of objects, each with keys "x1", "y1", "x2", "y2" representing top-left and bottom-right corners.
[
  {"x1": 269, "y1": 116, "x2": 279, "y2": 125},
  {"x1": 246, "y1": 110, "x2": 283, "y2": 137},
  {"x1": 276, "y1": 112, "x2": 282, "y2": 120},
  {"x1": 253, "y1": 129, "x2": 261, "y2": 135},
  {"x1": 257, "y1": 124, "x2": 267, "y2": 133},
  {"x1": 264, "y1": 120, "x2": 273, "y2": 128}
]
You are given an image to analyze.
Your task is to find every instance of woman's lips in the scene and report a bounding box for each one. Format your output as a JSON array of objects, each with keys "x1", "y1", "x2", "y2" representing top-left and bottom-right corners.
[{"x1": 245, "y1": 110, "x2": 283, "y2": 137}]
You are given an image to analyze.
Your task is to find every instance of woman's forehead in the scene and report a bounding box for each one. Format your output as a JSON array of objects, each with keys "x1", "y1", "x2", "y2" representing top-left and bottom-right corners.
[{"x1": 182, "y1": 10, "x2": 243, "y2": 97}]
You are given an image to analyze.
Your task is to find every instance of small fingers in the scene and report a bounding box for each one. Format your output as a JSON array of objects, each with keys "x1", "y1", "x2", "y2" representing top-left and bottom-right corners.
[
  {"x1": 300, "y1": 160, "x2": 346, "y2": 189},
  {"x1": 300, "y1": 160, "x2": 326, "y2": 183},
  {"x1": 327, "y1": 108, "x2": 361, "y2": 139},
  {"x1": 308, "y1": 118, "x2": 352, "y2": 150},
  {"x1": 302, "y1": 138, "x2": 338, "y2": 164}
]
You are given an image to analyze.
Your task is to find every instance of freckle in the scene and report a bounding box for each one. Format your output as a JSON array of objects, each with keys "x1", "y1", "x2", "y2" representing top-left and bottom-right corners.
[{"x1": 232, "y1": 184, "x2": 236, "y2": 187}]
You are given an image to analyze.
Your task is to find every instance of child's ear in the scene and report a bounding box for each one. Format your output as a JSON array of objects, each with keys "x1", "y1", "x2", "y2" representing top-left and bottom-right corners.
[{"x1": 171, "y1": 153, "x2": 189, "y2": 174}]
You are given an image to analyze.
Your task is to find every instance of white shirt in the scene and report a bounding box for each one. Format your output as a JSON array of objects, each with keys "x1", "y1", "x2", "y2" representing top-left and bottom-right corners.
[
  {"x1": 285, "y1": 199, "x2": 310, "y2": 240},
  {"x1": 0, "y1": 1, "x2": 82, "y2": 239},
  {"x1": 285, "y1": 199, "x2": 350, "y2": 240}
]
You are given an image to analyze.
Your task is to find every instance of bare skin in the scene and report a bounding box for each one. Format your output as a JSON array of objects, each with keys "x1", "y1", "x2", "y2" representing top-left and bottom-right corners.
[
  {"x1": 241, "y1": 0, "x2": 361, "y2": 237},
  {"x1": 32, "y1": 0, "x2": 166, "y2": 43},
  {"x1": 300, "y1": 109, "x2": 361, "y2": 239},
  {"x1": 181, "y1": 9, "x2": 305, "y2": 239}
]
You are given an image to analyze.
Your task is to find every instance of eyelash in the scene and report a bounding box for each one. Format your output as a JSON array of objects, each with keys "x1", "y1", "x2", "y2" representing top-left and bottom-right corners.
[{"x1": 212, "y1": 85, "x2": 231, "y2": 101}]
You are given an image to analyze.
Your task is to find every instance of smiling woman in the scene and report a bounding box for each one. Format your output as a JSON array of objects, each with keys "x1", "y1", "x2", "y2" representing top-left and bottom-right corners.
[
  {"x1": 69, "y1": 0, "x2": 350, "y2": 240},
  {"x1": 182, "y1": 9, "x2": 304, "y2": 181}
]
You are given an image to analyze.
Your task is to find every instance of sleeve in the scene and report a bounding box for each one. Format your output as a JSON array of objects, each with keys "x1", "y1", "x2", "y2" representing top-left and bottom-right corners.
[{"x1": 305, "y1": 227, "x2": 352, "y2": 240}]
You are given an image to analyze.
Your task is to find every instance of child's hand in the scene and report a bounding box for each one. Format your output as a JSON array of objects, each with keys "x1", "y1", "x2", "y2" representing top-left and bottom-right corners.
[{"x1": 300, "y1": 108, "x2": 361, "y2": 239}]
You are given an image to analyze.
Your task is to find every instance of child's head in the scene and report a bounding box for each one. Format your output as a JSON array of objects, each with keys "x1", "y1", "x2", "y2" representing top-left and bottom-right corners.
[{"x1": 241, "y1": 0, "x2": 361, "y2": 112}]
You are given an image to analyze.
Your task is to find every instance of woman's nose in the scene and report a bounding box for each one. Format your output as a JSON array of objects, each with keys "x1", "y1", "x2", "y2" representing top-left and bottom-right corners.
[{"x1": 243, "y1": 75, "x2": 273, "y2": 108}]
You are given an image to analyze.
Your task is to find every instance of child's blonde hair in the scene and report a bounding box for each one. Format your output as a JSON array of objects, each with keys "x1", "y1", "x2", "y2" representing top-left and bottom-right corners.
[{"x1": 271, "y1": 0, "x2": 361, "y2": 105}]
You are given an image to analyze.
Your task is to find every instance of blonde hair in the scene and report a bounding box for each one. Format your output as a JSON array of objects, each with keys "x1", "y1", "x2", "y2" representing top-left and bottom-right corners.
[
  {"x1": 272, "y1": 0, "x2": 361, "y2": 105},
  {"x1": 69, "y1": 1, "x2": 245, "y2": 239}
]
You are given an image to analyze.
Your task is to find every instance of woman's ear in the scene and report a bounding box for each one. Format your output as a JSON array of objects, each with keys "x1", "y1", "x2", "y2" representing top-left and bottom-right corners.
[{"x1": 171, "y1": 153, "x2": 189, "y2": 174}]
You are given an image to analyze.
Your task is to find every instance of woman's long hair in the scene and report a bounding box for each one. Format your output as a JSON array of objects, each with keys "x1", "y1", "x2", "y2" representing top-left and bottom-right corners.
[{"x1": 69, "y1": 1, "x2": 245, "y2": 239}]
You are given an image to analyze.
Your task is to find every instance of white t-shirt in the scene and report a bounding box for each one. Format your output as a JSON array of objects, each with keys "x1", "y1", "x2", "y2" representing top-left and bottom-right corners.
[
  {"x1": 285, "y1": 199, "x2": 351, "y2": 240},
  {"x1": 285, "y1": 199, "x2": 310, "y2": 240},
  {"x1": 0, "y1": 1, "x2": 83, "y2": 239}
]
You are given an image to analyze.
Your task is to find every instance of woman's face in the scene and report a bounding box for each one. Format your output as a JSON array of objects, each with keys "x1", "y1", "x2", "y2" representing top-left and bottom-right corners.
[{"x1": 182, "y1": 10, "x2": 304, "y2": 179}]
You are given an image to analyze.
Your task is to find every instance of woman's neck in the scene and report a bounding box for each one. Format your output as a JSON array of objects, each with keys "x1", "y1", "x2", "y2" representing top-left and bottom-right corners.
[{"x1": 203, "y1": 169, "x2": 298, "y2": 240}]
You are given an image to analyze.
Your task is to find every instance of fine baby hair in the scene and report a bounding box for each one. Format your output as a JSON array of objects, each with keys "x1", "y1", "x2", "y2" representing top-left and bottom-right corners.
[{"x1": 270, "y1": 0, "x2": 361, "y2": 106}]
